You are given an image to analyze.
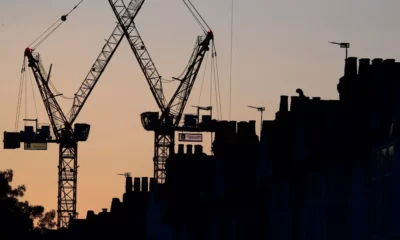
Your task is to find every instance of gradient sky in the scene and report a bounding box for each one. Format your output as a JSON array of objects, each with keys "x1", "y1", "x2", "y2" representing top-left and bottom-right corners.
[{"x1": 1, "y1": 0, "x2": 400, "y2": 217}]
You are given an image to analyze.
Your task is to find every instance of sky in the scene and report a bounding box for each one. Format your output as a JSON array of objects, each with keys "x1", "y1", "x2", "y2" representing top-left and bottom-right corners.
[{"x1": 1, "y1": 0, "x2": 400, "y2": 217}]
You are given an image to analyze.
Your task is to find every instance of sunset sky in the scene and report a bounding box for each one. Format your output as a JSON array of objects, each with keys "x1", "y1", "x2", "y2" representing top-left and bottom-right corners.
[{"x1": 1, "y1": 0, "x2": 400, "y2": 217}]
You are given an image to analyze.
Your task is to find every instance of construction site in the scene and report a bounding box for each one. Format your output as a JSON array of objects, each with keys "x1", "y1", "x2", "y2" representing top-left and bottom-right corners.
[{"x1": 2, "y1": 0, "x2": 400, "y2": 240}]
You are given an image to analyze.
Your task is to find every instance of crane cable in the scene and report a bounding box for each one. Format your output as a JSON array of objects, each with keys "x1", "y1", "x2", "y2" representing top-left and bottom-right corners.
[
  {"x1": 15, "y1": 1, "x2": 82, "y2": 130},
  {"x1": 210, "y1": 43, "x2": 222, "y2": 120},
  {"x1": 229, "y1": 0, "x2": 234, "y2": 121},
  {"x1": 183, "y1": 0, "x2": 210, "y2": 34},
  {"x1": 28, "y1": 0, "x2": 84, "y2": 50},
  {"x1": 197, "y1": 51, "x2": 210, "y2": 106},
  {"x1": 212, "y1": 42, "x2": 223, "y2": 120},
  {"x1": 14, "y1": 61, "x2": 41, "y2": 131},
  {"x1": 15, "y1": 60, "x2": 26, "y2": 131},
  {"x1": 28, "y1": 69, "x2": 39, "y2": 121}
]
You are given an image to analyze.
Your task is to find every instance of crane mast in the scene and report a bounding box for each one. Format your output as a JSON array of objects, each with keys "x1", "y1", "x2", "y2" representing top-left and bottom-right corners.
[
  {"x1": 5, "y1": 0, "x2": 145, "y2": 229},
  {"x1": 109, "y1": 0, "x2": 213, "y2": 183}
]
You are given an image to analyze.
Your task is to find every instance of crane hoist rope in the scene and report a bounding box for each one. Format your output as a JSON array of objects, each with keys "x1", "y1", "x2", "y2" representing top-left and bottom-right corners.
[
  {"x1": 16, "y1": 0, "x2": 84, "y2": 130},
  {"x1": 183, "y1": 0, "x2": 211, "y2": 33},
  {"x1": 27, "y1": 0, "x2": 84, "y2": 50},
  {"x1": 211, "y1": 41, "x2": 223, "y2": 120},
  {"x1": 197, "y1": 50, "x2": 210, "y2": 107}
]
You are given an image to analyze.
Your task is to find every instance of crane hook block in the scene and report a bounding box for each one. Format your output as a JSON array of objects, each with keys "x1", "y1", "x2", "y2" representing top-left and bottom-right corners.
[{"x1": 61, "y1": 15, "x2": 67, "y2": 22}]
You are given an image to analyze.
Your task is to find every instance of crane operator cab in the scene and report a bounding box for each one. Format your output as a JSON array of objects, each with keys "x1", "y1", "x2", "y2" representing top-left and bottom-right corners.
[
  {"x1": 141, "y1": 112, "x2": 160, "y2": 131},
  {"x1": 74, "y1": 123, "x2": 90, "y2": 142}
]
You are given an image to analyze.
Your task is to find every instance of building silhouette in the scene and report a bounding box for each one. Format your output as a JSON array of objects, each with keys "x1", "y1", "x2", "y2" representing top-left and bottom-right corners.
[{"x1": 61, "y1": 57, "x2": 400, "y2": 240}]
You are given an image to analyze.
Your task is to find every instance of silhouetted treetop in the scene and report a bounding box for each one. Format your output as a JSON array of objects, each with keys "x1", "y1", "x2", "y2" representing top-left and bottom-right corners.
[{"x1": 0, "y1": 169, "x2": 56, "y2": 239}]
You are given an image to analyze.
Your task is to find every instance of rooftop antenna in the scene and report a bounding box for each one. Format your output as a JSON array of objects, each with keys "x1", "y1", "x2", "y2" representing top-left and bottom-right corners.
[
  {"x1": 192, "y1": 105, "x2": 212, "y2": 125},
  {"x1": 117, "y1": 172, "x2": 131, "y2": 178},
  {"x1": 117, "y1": 172, "x2": 132, "y2": 193},
  {"x1": 248, "y1": 106, "x2": 265, "y2": 136},
  {"x1": 329, "y1": 42, "x2": 350, "y2": 59}
]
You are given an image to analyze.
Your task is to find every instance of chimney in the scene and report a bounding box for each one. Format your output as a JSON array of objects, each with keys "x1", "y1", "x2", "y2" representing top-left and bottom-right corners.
[
  {"x1": 126, "y1": 176, "x2": 133, "y2": 193},
  {"x1": 372, "y1": 58, "x2": 383, "y2": 65},
  {"x1": 178, "y1": 144, "x2": 184, "y2": 155},
  {"x1": 384, "y1": 59, "x2": 395, "y2": 64},
  {"x1": 279, "y1": 95, "x2": 288, "y2": 112},
  {"x1": 134, "y1": 177, "x2": 140, "y2": 192},
  {"x1": 312, "y1": 97, "x2": 321, "y2": 101},
  {"x1": 249, "y1": 121, "x2": 256, "y2": 136},
  {"x1": 237, "y1": 121, "x2": 246, "y2": 136},
  {"x1": 358, "y1": 58, "x2": 370, "y2": 76},
  {"x1": 344, "y1": 57, "x2": 358, "y2": 77},
  {"x1": 186, "y1": 144, "x2": 193, "y2": 154},
  {"x1": 150, "y1": 177, "x2": 157, "y2": 192},
  {"x1": 111, "y1": 198, "x2": 120, "y2": 213},
  {"x1": 102, "y1": 208, "x2": 107, "y2": 213},
  {"x1": 142, "y1": 177, "x2": 149, "y2": 192},
  {"x1": 215, "y1": 120, "x2": 228, "y2": 140},
  {"x1": 194, "y1": 145, "x2": 203, "y2": 155},
  {"x1": 228, "y1": 121, "x2": 237, "y2": 137},
  {"x1": 86, "y1": 210, "x2": 95, "y2": 220}
]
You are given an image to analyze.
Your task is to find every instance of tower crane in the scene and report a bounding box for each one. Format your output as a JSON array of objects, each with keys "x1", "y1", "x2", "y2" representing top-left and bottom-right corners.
[
  {"x1": 3, "y1": 0, "x2": 145, "y2": 228},
  {"x1": 109, "y1": 0, "x2": 214, "y2": 183}
]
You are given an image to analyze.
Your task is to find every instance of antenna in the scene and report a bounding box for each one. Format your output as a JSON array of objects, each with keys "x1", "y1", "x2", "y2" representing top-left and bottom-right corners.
[
  {"x1": 117, "y1": 172, "x2": 132, "y2": 193},
  {"x1": 192, "y1": 105, "x2": 212, "y2": 125},
  {"x1": 248, "y1": 106, "x2": 265, "y2": 136},
  {"x1": 329, "y1": 42, "x2": 350, "y2": 59},
  {"x1": 117, "y1": 172, "x2": 131, "y2": 178}
]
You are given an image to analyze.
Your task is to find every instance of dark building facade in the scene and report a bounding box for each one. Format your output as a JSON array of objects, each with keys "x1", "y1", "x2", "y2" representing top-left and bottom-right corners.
[
  {"x1": 65, "y1": 57, "x2": 400, "y2": 240},
  {"x1": 67, "y1": 176, "x2": 155, "y2": 240},
  {"x1": 259, "y1": 57, "x2": 400, "y2": 240}
]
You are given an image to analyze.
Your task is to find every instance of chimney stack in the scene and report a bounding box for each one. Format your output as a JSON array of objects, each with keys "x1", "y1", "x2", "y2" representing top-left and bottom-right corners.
[
  {"x1": 279, "y1": 95, "x2": 289, "y2": 112},
  {"x1": 102, "y1": 208, "x2": 108, "y2": 213},
  {"x1": 237, "y1": 121, "x2": 246, "y2": 136},
  {"x1": 194, "y1": 145, "x2": 203, "y2": 155},
  {"x1": 111, "y1": 198, "x2": 121, "y2": 213},
  {"x1": 372, "y1": 58, "x2": 383, "y2": 65},
  {"x1": 126, "y1": 176, "x2": 133, "y2": 193},
  {"x1": 215, "y1": 121, "x2": 228, "y2": 141},
  {"x1": 150, "y1": 177, "x2": 157, "y2": 192},
  {"x1": 358, "y1": 58, "x2": 370, "y2": 76},
  {"x1": 186, "y1": 144, "x2": 193, "y2": 154},
  {"x1": 345, "y1": 57, "x2": 358, "y2": 77},
  {"x1": 384, "y1": 59, "x2": 395, "y2": 64},
  {"x1": 228, "y1": 121, "x2": 237, "y2": 137},
  {"x1": 86, "y1": 210, "x2": 95, "y2": 220},
  {"x1": 134, "y1": 177, "x2": 140, "y2": 192},
  {"x1": 178, "y1": 144, "x2": 184, "y2": 155},
  {"x1": 249, "y1": 121, "x2": 256, "y2": 136},
  {"x1": 142, "y1": 177, "x2": 149, "y2": 192}
]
